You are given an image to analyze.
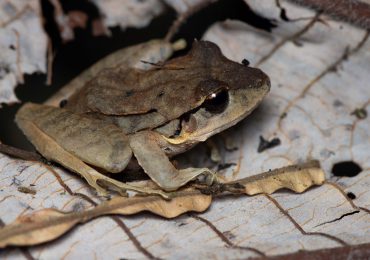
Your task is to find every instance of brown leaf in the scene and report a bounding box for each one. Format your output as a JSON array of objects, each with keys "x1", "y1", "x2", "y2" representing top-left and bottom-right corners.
[
  {"x1": 235, "y1": 161, "x2": 325, "y2": 195},
  {"x1": 0, "y1": 190, "x2": 211, "y2": 248},
  {"x1": 197, "y1": 161, "x2": 325, "y2": 196},
  {"x1": 109, "y1": 190, "x2": 211, "y2": 217},
  {"x1": 0, "y1": 209, "x2": 79, "y2": 248}
]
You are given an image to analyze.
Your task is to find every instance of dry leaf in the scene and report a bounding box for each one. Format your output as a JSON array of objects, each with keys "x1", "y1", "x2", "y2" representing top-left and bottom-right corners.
[
  {"x1": 1, "y1": 1, "x2": 369, "y2": 258},
  {"x1": 91, "y1": 0, "x2": 164, "y2": 32},
  {"x1": 0, "y1": 190, "x2": 211, "y2": 248},
  {"x1": 235, "y1": 161, "x2": 325, "y2": 195},
  {"x1": 0, "y1": 161, "x2": 323, "y2": 248},
  {"x1": 0, "y1": 209, "x2": 80, "y2": 248},
  {"x1": 0, "y1": 152, "x2": 368, "y2": 258}
]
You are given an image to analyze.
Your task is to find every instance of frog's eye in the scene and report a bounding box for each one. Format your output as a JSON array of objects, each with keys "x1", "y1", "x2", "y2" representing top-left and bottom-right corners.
[{"x1": 203, "y1": 89, "x2": 229, "y2": 114}]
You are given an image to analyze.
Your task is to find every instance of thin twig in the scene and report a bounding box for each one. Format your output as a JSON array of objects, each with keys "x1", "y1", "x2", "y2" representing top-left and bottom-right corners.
[
  {"x1": 46, "y1": 36, "x2": 54, "y2": 86},
  {"x1": 255, "y1": 12, "x2": 321, "y2": 66},
  {"x1": 288, "y1": 0, "x2": 370, "y2": 30},
  {"x1": 0, "y1": 143, "x2": 42, "y2": 162},
  {"x1": 13, "y1": 29, "x2": 24, "y2": 84},
  {"x1": 164, "y1": 0, "x2": 217, "y2": 42}
]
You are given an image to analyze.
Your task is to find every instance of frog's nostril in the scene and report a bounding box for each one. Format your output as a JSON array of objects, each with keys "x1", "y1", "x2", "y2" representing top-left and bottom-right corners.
[{"x1": 255, "y1": 78, "x2": 264, "y2": 87}]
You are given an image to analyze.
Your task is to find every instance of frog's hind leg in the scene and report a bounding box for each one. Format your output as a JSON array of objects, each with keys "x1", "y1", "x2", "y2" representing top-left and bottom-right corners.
[
  {"x1": 15, "y1": 103, "x2": 168, "y2": 198},
  {"x1": 130, "y1": 131, "x2": 215, "y2": 191}
]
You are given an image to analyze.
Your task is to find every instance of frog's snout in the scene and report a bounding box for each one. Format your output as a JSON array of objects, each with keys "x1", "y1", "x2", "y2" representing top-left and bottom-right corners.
[
  {"x1": 246, "y1": 66, "x2": 271, "y2": 92},
  {"x1": 256, "y1": 70, "x2": 271, "y2": 94}
]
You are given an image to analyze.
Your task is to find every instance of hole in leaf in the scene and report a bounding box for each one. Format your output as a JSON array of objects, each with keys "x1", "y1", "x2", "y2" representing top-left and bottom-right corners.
[
  {"x1": 331, "y1": 161, "x2": 362, "y2": 177},
  {"x1": 347, "y1": 192, "x2": 356, "y2": 200}
]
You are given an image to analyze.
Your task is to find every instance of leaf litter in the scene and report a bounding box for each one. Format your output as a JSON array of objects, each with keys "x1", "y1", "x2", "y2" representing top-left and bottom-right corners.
[{"x1": 0, "y1": 160, "x2": 324, "y2": 248}]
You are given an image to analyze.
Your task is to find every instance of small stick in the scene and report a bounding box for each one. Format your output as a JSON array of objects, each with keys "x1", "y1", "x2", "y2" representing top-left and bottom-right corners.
[
  {"x1": 0, "y1": 143, "x2": 42, "y2": 162},
  {"x1": 164, "y1": 0, "x2": 218, "y2": 42},
  {"x1": 288, "y1": 0, "x2": 370, "y2": 30},
  {"x1": 46, "y1": 36, "x2": 54, "y2": 86}
]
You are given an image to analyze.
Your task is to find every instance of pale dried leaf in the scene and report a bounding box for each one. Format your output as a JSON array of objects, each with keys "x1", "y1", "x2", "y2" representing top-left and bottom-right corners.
[
  {"x1": 202, "y1": 2, "x2": 370, "y2": 180},
  {"x1": 0, "y1": 0, "x2": 47, "y2": 106},
  {"x1": 91, "y1": 0, "x2": 164, "y2": 31}
]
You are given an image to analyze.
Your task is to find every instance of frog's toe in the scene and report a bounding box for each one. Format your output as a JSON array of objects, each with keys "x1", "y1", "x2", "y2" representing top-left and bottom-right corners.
[
  {"x1": 94, "y1": 186, "x2": 110, "y2": 197},
  {"x1": 203, "y1": 171, "x2": 217, "y2": 186},
  {"x1": 160, "y1": 168, "x2": 215, "y2": 191}
]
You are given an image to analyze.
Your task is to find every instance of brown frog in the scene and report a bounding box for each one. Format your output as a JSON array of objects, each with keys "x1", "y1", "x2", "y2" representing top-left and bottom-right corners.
[{"x1": 15, "y1": 40, "x2": 270, "y2": 197}]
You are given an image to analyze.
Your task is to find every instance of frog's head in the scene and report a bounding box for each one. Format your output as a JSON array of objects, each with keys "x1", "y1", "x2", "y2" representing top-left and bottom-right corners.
[{"x1": 163, "y1": 41, "x2": 270, "y2": 144}]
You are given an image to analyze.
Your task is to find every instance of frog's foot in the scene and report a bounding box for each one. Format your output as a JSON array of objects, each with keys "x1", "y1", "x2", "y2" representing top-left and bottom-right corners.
[
  {"x1": 130, "y1": 131, "x2": 217, "y2": 191},
  {"x1": 164, "y1": 167, "x2": 216, "y2": 191},
  {"x1": 198, "y1": 169, "x2": 218, "y2": 186}
]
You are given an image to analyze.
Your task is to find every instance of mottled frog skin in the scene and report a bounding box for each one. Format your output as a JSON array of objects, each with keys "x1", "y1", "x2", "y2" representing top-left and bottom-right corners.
[{"x1": 16, "y1": 40, "x2": 270, "y2": 197}]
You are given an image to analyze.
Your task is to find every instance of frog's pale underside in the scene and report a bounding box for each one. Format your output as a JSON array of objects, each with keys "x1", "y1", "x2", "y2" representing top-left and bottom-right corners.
[{"x1": 15, "y1": 40, "x2": 270, "y2": 197}]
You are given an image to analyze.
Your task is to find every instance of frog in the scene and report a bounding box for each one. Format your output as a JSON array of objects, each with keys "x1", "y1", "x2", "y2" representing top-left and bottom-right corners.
[{"x1": 15, "y1": 39, "x2": 270, "y2": 198}]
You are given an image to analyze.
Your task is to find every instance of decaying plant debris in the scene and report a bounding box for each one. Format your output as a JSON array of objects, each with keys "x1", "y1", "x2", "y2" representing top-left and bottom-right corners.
[
  {"x1": 1, "y1": 0, "x2": 369, "y2": 258},
  {"x1": 0, "y1": 161, "x2": 324, "y2": 248}
]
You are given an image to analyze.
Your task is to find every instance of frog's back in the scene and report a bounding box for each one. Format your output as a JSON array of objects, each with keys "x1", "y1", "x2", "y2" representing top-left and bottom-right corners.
[{"x1": 66, "y1": 41, "x2": 269, "y2": 135}]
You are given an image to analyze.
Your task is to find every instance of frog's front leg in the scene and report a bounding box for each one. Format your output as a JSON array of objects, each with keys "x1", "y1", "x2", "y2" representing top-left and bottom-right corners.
[
  {"x1": 130, "y1": 131, "x2": 215, "y2": 191},
  {"x1": 15, "y1": 103, "x2": 168, "y2": 198}
]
